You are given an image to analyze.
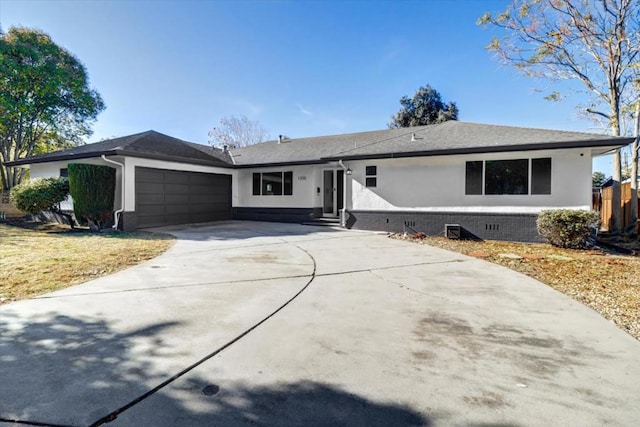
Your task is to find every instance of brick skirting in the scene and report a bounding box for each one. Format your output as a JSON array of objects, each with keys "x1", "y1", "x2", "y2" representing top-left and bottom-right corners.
[{"x1": 344, "y1": 210, "x2": 543, "y2": 242}]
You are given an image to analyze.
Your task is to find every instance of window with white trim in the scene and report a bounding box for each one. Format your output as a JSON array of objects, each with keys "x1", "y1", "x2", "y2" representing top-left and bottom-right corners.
[{"x1": 252, "y1": 171, "x2": 293, "y2": 195}]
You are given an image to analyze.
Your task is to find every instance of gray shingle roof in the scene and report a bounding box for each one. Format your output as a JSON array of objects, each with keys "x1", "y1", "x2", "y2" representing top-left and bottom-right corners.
[
  {"x1": 6, "y1": 122, "x2": 632, "y2": 169},
  {"x1": 231, "y1": 121, "x2": 633, "y2": 166},
  {"x1": 5, "y1": 130, "x2": 231, "y2": 167}
]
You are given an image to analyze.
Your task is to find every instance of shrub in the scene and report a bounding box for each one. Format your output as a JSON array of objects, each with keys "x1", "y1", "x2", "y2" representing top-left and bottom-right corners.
[
  {"x1": 68, "y1": 163, "x2": 115, "y2": 231},
  {"x1": 536, "y1": 209, "x2": 600, "y2": 249},
  {"x1": 10, "y1": 177, "x2": 69, "y2": 215}
]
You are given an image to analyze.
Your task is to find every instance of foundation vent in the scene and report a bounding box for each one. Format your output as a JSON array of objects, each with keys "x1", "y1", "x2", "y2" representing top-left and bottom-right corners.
[{"x1": 445, "y1": 224, "x2": 461, "y2": 239}]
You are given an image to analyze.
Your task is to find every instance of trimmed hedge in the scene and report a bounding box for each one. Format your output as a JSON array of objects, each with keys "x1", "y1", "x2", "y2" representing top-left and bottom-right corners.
[
  {"x1": 68, "y1": 163, "x2": 115, "y2": 231},
  {"x1": 10, "y1": 177, "x2": 70, "y2": 215},
  {"x1": 536, "y1": 209, "x2": 600, "y2": 249}
]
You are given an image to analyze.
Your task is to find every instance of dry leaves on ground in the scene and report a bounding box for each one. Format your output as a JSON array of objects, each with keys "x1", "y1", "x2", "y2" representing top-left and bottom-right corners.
[
  {"x1": 393, "y1": 234, "x2": 640, "y2": 341},
  {"x1": 0, "y1": 223, "x2": 175, "y2": 303}
]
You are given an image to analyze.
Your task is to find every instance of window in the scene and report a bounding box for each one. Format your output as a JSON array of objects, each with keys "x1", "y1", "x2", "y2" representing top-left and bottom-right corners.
[
  {"x1": 252, "y1": 171, "x2": 293, "y2": 196},
  {"x1": 531, "y1": 158, "x2": 551, "y2": 194},
  {"x1": 60, "y1": 168, "x2": 68, "y2": 178},
  {"x1": 465, "y1": 161, "x2": 482, "y2": 195},
  {"x1": 365, "y1": 165, "x2": 377, "y2": 188},
  {"x1": 485, "y1": 159, "x2": 529, "y2": 195},
  {"x1": 284, "y1": 171, "x2": 293, "y2": 195},
  {"x1": 465, "y1": 158, "x2": 552, "y2": 195},
  {"x1": 252, "y1": 173, "x2": 261, "y2": 195},
  {"x1": 262, "y1": 172, "x2": 283, "y2": 195}
]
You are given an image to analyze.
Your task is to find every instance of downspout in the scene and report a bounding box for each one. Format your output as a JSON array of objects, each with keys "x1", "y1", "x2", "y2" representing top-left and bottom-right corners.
[
  {"x1": 338, "y1": 160, "x2": 349, "y2": 227},
  {"x1": 101, "y1": 155, "x2": 124, "y2": 230}
]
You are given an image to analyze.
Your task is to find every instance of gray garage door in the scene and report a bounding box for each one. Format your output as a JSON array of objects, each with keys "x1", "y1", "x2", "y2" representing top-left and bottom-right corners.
[{"x1": 135, "y1": 167, "x2": 232, "y2": 228}]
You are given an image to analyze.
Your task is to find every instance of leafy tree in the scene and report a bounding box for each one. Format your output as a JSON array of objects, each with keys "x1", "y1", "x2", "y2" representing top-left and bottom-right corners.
[
  {"x1": 68, "y1": 164, "x2": 115, "y2": 232},
  {"x1": 388, "y1": 85, "x2": 458, "y2": 129},
  {"x1": 592, "y1": 171, "x2": 606, "y2": 188},
  {"x1": 0, "y1": 27, "x2": 105, "y2": 191},
  {"x1": 208, "y1": 115, "x2": 269, "y2": 148},
  {"x1": 478, "y1": 0, "x2": 639, "y2": 234}
]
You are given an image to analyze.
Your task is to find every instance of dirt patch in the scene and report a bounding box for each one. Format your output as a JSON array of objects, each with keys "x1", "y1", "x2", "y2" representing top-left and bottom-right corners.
[{"x1": 463, "y1": 391, "x2": 510, "y2": 409}]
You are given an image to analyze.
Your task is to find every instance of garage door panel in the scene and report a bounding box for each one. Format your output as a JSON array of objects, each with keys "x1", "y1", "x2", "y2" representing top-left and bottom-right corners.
[
  {"x1": 189, "y1": 174, "x2": 215, "y2": 185},
  {"x1": 166, "y1": 204, "x2": 190, "y2": 215},
  {"x1": 165, "y1": 172, "x2": 190, "y2": 184},
  {"x1": 188, "y1": 194, "x2": 216, "y2": 204},
  {"x1": 189, "y1": 184, "x2": 213, "y2": 195},
  {"x1": 137, "y1": 204, "x2": 166, "y2": 215},
  {"x1": 165, "y1": 183, "x2": 190, "y2": 194},
  {"x1": 209, "y1": 186, "x2": 230, "y2": 196},
  {"x1": 137, "y1": 193, "x2": 165, "y2": 205},
  {"x1": 135, "y1": 167, "x2": 231, "y2": 228},
  {"x1": 164, "y1": 194, "x2": 189, "y2": 204},
  {"x1": 137, "y1": 214, "x2": 166, "y2": 227},
  {"x1": 166, "y1": 214, "x2": 190, "y2": 224},
  {"x1": 137, "y1": 169, "x2": 165, "y2": 183},
  {"x1": 137, "y1": 182, "x2": 165, "y2": 194}
]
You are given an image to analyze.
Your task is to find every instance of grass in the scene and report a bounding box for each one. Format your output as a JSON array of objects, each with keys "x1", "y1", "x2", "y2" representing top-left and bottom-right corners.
[
  {"x1": 394, "y1": 234, "x2": 640, "y2": 341},
  {"x1": 0, "y1": 223, "x2": 175, "y2": 303}
]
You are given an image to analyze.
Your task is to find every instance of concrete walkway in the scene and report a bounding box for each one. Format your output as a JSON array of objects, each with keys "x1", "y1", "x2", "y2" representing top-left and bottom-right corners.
[{"x1": 1, "y1": 221, "x2": 638, "y2": 427}]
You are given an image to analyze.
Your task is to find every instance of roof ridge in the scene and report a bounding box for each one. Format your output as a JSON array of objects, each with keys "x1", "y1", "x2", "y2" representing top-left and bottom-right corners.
[
  {"x1": 254, "y1": 123, "x2": 435, "y2": 145},
  {"x1": 330, "y1": 127, "x2": 425, "y2": 157},
  {"x1": 456, "y1": 121, "x2": 613, "y2": 137},
  {"x1": 118, "y1": 130, "x2": 157, "y2": 149}
]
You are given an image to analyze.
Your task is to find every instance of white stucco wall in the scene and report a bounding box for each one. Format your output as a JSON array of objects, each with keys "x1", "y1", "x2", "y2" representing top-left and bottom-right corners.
[
  {"x1": 345, "y1": 148, "x2": 592, "y2": 213},
  {"x1": 24, "y1": 147, "x2": 594, "y2": 217},
  {"x1": 235, "y1": 164, "x2": 323, "y2": 208}
]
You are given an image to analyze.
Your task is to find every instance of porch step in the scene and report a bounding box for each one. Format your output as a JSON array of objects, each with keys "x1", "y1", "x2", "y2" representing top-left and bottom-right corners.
[{"x1": 301, "y1": 218, "x2": 341, "y2": 227}]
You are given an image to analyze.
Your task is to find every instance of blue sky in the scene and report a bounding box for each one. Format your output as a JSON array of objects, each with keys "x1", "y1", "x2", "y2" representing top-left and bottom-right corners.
[{"x1": 0, "y1": 0, "x2": 623, "y2": 174}]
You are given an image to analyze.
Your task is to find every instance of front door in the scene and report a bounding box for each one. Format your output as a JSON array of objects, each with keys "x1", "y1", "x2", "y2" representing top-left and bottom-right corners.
[{"x1": 323, "y1": 169, "x2": 344, "y2": 217}]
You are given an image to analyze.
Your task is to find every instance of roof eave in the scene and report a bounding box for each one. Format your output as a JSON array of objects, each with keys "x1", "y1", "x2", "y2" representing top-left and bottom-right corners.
[
  {"x1": 4, "y1": 149, "x2": 234, "y2": 168},
  {"x1": 4, "y1": 150, "x2": 121, "y2": 167},
  {"x1": 233, "y1": 159, "x2": 330, "y2": 168},
  {"x1": 115, "y1": 150, "x2": 234, "y2": 168},
  {"x1": 321, "y1": 138, "x2": 634, "y2": 162}
]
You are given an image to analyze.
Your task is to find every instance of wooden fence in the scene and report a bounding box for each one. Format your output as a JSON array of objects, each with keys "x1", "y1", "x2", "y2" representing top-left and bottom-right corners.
[
  {"x1": 0, "y1": 191, "x2": 24, "y2": 218},
  {"x1": 597, "y1": 182, "x2": 640, "y2": 232}
]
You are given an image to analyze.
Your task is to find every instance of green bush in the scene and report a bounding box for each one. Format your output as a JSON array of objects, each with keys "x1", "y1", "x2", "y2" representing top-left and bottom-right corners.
[
  {"x1": 10, "y1": 177, "x2": 70, "y2": 215},
  {"x1": 536, "y1": 209, "x2": 600, "y2": 249},
  {"x1": 68, "y1": 163, "x2": 115, "y2": 231}
]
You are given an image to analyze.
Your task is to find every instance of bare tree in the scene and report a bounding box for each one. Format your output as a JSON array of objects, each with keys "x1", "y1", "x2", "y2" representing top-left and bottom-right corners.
[
  {"x1": 478, "y1": 0, "x2": 639, "y2": 234},
  {"x1": 208, "y1": 115, "x2": 269, "y2": 149}
]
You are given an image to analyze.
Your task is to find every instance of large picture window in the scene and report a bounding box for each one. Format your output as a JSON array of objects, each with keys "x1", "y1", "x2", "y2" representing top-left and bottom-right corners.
[
  {"x1": 485, "y1": 159, "x2": 529, "y2": 195},
  {"x1": 252, "y1": 171, "x2": 293, "y2": 196},
  {"x1": 465, "y1": 158, "x2": 551, "y2": 195}
]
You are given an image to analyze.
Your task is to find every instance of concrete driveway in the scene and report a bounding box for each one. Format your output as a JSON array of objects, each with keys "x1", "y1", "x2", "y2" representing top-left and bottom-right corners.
[{"x1": 1, "y1": 221, "x2": 638, "y2": 427}]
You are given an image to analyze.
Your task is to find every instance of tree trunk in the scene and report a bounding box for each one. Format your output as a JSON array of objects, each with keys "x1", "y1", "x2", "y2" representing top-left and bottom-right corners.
[{"x1": 610, "y1": 119, "x2": 623, "y2": 234}]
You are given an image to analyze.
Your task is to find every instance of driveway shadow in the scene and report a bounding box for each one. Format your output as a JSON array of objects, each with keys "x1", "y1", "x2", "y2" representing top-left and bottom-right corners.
[{"x1": 0, "y1": 310, "x2": 430, "y2": 427}]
